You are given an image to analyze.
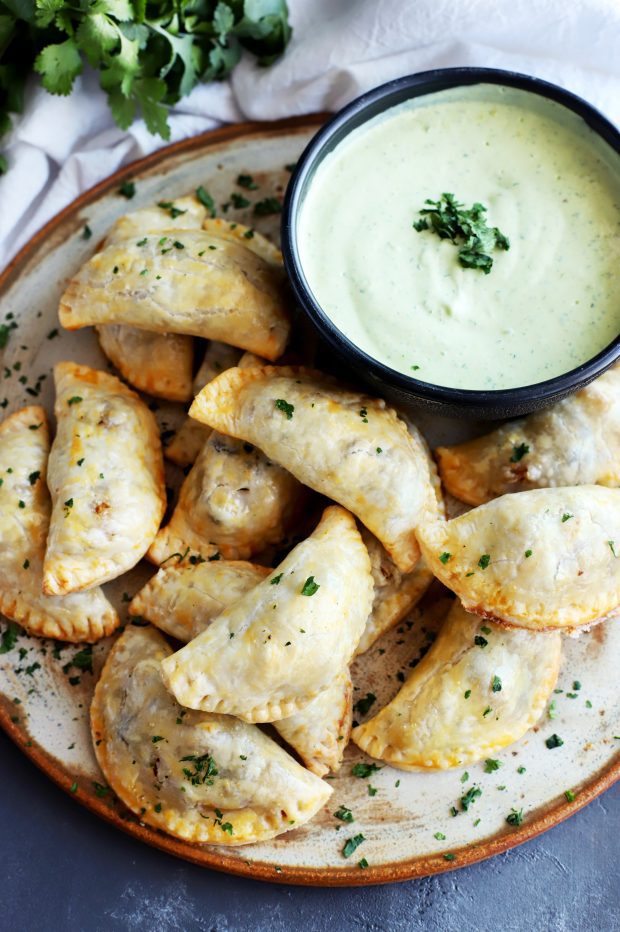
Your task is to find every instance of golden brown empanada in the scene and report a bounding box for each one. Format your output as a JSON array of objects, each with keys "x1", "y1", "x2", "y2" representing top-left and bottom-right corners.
[
  {"x1": 129, "y1": 558, "x2": 270, "y2": 642},
  {"x1": 0, "y1": 407, "x2": 118, "y2": 641},
  {"x1": 165, "y1": 341, "x2": 242, "y2": 467},
  {"x1": 96, "y1": 326, "x2": 194, "y2": 402},
  {"x1": 356, "y1": 528, "x2": 433, "y2": 656},
  {"x1": 189, "y1": 366, "x2": 441, "y2": 572},
  {"x1": 436, "y1": 363, "x2": 620, "y2": 506},
  {"x1": 149, "y1": 358, "x2": 305, "y2": 564},
  {"x1": 202, "y1": 219, "x2": 283, "y2": 266},
  {"x1": 352, "y1": 600, "x2": 561, "y2": 769},
  {"x1": 105, "y1": 195, "x2": 207, "y2": 245},
  {"x1": 275, "y1": 670, "x2": 353, "y2": 777},
  {"x1": 91, "y1": 625, "x2": 332, "y2": 845},
  {"x1": 96, "y1": 195, "x2": 206, "y2": 402},
  {"x1": 43, "y1": 362, "x2": 165, "y2": 594},
  {"x1": 130, "y1": 557, "x2": 351, "y2": 775},
  {"x1": 161, "y1": 506, "x2": 374, "y2": 721},
  {"x1": 59, "y1": 231, "x2": 290, "y2": 360},
  {"x1": 419, "y1": 485, "x2": 620, "y2": 631}
]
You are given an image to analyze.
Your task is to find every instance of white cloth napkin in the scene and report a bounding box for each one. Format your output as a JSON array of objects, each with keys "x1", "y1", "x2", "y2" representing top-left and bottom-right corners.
[{"x1": 1, "y1": 0, "x2": 619, "y2": 269}]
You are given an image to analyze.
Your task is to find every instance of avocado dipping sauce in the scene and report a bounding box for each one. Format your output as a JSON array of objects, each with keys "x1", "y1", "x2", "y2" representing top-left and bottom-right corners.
[{"x1": 297, "y1": 85, "x2": 620, "y2": 391}]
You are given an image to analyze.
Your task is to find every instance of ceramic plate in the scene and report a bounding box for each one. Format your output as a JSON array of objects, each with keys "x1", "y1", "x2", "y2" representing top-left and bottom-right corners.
[{"x1": 0, "y1": 118, "x2": 618, "y2": 886}]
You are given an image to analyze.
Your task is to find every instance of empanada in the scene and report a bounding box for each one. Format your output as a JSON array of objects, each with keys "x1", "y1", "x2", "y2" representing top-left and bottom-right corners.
[
  {"x1": 149, "y1": 359, "x2": 305, "y2": 564},
  {"x1": 161, "y1": 505, "x2": 374, "y2": 721},
  {"x1": 0, "y1": 407, "x2": 118, "y2": 641},
  {"x1": 130, "y1": 558, "x2": 351, "y2": 775},
  {"x1": 96, "y1": 195, "x2": 206, "y2": 402},
  {"x1": 129, "y1": 559, "x2": 270, "y2": 642},
  {"x1": 165, "y1": 341, "x2": 242, "y2": 467},
  {"x1": 189, "y1": 366, "x2": 441, "y2": 572},
  {"x1": 43, "y1": 362, "x2": 166, "y2": 594},
  {"x1": 356, "y1": 528, "x2": 433, "y2": 656},
  {"x1": 202, "y1": 219, "x2": 283, "y2": 267},
  {"x1": 436, "y1": 363, "x2": 620, "y2": 505},
  {"x1": 419, "y1": 485, "x2": 620, "y2": 631},
  {"x1": 105, "y1": 195, "x2": 207, "y2": 245},
  {"x1": 91, "y1": 625, "x2": 332, "y2": 845},
  {"x1": 96, "y1": 326, "x2": 194, "y2": 402},
  {"x1": 59, "y1": 231, "x2": 290, "y2": 360},
  {"x1": 275, "y1": 670, "x2": 353, "y2": 777},
  {"x1": 352, "y1": 600, "x2": 561, "y2": 769}
]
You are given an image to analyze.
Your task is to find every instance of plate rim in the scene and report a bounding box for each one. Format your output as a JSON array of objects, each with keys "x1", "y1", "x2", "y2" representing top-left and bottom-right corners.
[{"x1": 1, "y1": 115, "x2": 618, "y2": 886}]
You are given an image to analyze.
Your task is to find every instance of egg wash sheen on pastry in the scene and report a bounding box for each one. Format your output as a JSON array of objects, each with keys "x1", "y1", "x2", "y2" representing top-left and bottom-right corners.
[{"x1": 298, "y1": 84, "x2": 620, "y2": 390}]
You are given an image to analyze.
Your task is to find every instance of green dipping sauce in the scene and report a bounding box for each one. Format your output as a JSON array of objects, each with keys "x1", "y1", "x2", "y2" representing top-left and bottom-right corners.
[{"x1": 298, "y1": 84, "x2": 620, "y2": 390}]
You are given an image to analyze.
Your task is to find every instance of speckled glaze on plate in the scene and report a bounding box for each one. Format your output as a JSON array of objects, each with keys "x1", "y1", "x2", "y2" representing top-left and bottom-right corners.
[{"x1": 0, "y1": 118, "x2": 618, "y2": 886}]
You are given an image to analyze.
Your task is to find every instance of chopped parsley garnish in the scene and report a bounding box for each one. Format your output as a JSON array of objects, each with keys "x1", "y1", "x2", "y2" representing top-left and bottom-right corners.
[
  {"x1": 18, "y1": 499, "x2": 25, "y2": 508},
  {"x1": 22, "y1": 559, "x2": 29, "y2": 569},
  {"x1": 274, "y1": 398, "x2": 294, "y2": 419},
  {"x1": 62, "y1": 645, "x2": 93, "y2": 675},
  {"x1": 545, "y1": 733, "x2": 564, "y2": 749},
  {"x1": 82, "y1": 224, "x2": 92, "y2": 240},
  {"x1": 491, "y1": 675, "x2": 502, "y2": 693},
  {"x1": 434, "y1": 831, "x2": 446, "y2": 841},
  {"x1": 562, "y1": 512, "x2": 573, "y2": 522},
  {"x1": 460, "y1": 786, "x2": 482, "y2": 811},
  {"x1": 358, "y1": 858, "x2": 369, "y2": 869},
  {"x1": 154, "y1": 803, "x2": 162, "y2": 813},
  {"x1": 517, "y1": 766, "x2": 527, "y2": 774},
  {"x1": 524, "y1": 549, "x2": 533, "y2": 558},
  {"x1": 270, "y1": 573, "x2": 283, "y2": 585},
  {"x1": 92, "y1": 781, "x2": 109, "y2": 798},
  {"x1": 180, "y1": 752, "x2": 218, "y2": 785},
  {"x1": 477, "y1": 554, "x2": 491, "y2": 570},
  {"x1": 230, "y1": 193, "x2": 250, "y2": 209},
  {"x1": 439, "y1": 551, "x2": 452, "y2": 564},
  {"x1": 482, "y1": 706, "x2": 492, "y2": 717},
  {"x1": 334, "y1": 805, "x2": 354, "y2": 823},
  {"x1": 474, "y1": 635, "x2": 488, "y2": 648},
  {"x1": 548, "y1": 700, "x2": 557, "y2": 720},
  {"x1": 413, "y1": 193, "x2": 510, "y2": 274},
  {"x1": 157, "y1": 201, "x2": 187, "y2": 219},
  {"x1": 300, "y1": 576, "x2": 320, "y2": 597},
  {"x1": 464, "y1": 689, "x2": 471, "y2": 699},
  {"x1": 119, "y1": 180, "x2": 135, "y2": 199},
  {"x1": 443, "y1": 853, "x2": 456, "y2": 862},
  {"x1": 376, "y1": 447, "x2": 383, "y2": 454},
  {"x1": 70, "y1": 781, "x2": 78, "y2": 793},
  {"x1": 565, "y1": 789, "x2": 577, "y2": 802},
  {"x1": 67, "y1": 396, "x2": 82, "y2": 405},
  {"x1": 351, "y1": 762, "x2": 382, "y2": 779},
  {"x1": 0, "y1": 622, "x2": 20, "y2": 654},
  {"x1": 484, "y1": 759, "x2": 501, "y2": 773},
  {"x1": 342, "y1": 833, "x2": 365, "y2": 858},
  {"x1": 253, "y1": 197, "x2": 282, "y2": 216},
  {"x1": 237, "y1": 174, "x2": 258, "y2": 190},
  {"x1": 195, "y1": 186, "x2": 216, "y2": 217},
  {"x1": 506, "y1": 808, "x2": 524, "y2": 827},
  {"x1": 28, "y1": 470, "x2": 40, "y2": 485},
  {"x1": 353, "y1": 693, "x2": 376, "y2": 716},
  {"x1": 151, "y1": 735, "x2": 164, "y2": 743},
  {"x1": 460, "y1": 771, "x2": 469, "y2": 784},
  {"x1": 220, "y1": 822, "x2": 233, "y2": 835},
  {"x1": 47, "y1": 328, "x2": 59, "y2": 339},
  {"x1": 510, "y1": 443, "x2": 530, "y2": 462},
  {"x1": 608, "y1": 540, "x2": 618, "y2": 558},
  {"x1": 173, "y1": 240, "x2": 185, "y2": 250}
]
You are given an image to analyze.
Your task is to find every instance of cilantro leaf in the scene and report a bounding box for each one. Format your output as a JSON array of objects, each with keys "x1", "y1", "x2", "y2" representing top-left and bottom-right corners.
[{"x1": 34, "y1": 38, "x2": 82, "y2": 95}]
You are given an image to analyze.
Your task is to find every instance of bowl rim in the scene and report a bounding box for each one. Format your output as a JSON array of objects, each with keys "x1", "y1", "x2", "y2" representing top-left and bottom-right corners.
[{"x1": 281, "y1": 66, "x2": 620, "y2": 410}]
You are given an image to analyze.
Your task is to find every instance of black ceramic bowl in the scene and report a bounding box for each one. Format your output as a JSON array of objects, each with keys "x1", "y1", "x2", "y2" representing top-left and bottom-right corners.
[{"x1": 282, "y1": 67, "x2": 620, "y2": 419}]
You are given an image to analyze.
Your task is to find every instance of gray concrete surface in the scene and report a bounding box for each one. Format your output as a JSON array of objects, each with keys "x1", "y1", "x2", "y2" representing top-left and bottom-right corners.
[{"x1": 1, "y1": 729, "x2": 618, "y2": 932}]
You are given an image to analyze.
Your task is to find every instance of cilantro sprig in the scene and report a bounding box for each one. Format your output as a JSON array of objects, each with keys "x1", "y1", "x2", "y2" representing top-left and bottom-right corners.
[
  {"x1": 0, "y1": 0, "x2": 291, "y2": 167},
  {"x1": 413, "y1": 193, "x2": 510, "y2": 274}
]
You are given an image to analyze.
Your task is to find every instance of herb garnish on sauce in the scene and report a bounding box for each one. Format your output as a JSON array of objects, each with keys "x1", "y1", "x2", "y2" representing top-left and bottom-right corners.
[{"x1": 413, "y1": 193, "x2": 509, "y2": 274}]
